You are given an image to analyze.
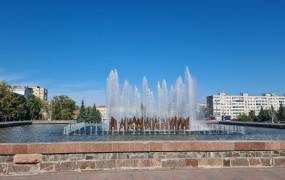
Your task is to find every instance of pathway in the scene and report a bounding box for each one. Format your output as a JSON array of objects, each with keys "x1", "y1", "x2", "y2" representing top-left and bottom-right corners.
[{"x1": 2, "y1": 168, "x2": 285, "y2": 180}]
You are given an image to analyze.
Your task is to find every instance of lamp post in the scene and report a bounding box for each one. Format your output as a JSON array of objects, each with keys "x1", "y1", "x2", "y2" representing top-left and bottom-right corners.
[
  {"x1": 49, "y1": 102, "x2": 52, "y2": 121},
  {"x1": 270, "y1": 106, "x2": 275, "y2": 124}
]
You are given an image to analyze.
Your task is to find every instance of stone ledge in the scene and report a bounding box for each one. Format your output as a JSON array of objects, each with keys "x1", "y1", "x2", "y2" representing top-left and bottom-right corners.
[
  {"x1": 13, "y1": 154, "x2": 42, "y2": 164},
  {"x1": 0, "y1": 141, "x2": 285, "y2": 155}
]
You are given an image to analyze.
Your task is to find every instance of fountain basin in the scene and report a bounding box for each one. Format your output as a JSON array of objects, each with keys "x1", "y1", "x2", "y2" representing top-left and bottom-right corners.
[
  {"x1": 1, "y1": 124, "x2": 285, "y2": 143},
  {"x1": 0, "y1": 141, "x2": 285, "y2": 175}
]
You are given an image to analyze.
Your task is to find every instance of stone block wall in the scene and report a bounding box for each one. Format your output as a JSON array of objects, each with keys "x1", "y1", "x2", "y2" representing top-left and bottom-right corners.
[{"x1": 0, "y1": 141, "x2": 285, "y2": 175}]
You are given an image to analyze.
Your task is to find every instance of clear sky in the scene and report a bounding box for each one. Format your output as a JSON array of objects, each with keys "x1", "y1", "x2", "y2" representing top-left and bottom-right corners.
[{"x1": 0, "y1": 0, "x2": 284, "y2": 105}]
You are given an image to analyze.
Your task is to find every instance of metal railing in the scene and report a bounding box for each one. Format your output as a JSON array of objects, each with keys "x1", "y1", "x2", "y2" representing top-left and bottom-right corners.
[
  {"x1": 63, "y1": 122, "x2": 245, "y2": 136},
  {"x1": 63, "y1": 122, "x2": 104, "y2": 135}
]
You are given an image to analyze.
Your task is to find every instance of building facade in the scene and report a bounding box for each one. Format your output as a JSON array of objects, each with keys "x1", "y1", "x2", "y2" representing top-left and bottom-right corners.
[
  {"x1": 196, "y1": 103, "x2": 207, "y2": 119},
  {"x1": 31, "y1": 86, "x2": 48, "y2": 101},
  {"x1": 97, "y1": 106, "x2": 107, "y2": 122},
  {"x1": 207, "y1": 93, "x2": 285, "y2": 120},
  {"x1": 12, "y1": 85, "x2": 48, "y2": 101},
  {"x1": 12, "y1": 86, "x2": 33, "y2": 98}
]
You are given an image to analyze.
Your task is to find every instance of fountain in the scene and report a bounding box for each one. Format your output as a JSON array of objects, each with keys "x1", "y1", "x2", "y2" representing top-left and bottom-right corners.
[
  {"x1": 63, "y1": 67, "x2": 244, "y2": 136},
  {"x1": 105, "y1": 66, "x2": 205, "y2": 134}
]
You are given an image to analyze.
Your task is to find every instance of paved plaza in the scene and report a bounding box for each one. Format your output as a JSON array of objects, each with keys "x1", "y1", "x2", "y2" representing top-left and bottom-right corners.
[{"x1": 1, "y1": 168, "x2": 285, "y2": 180}]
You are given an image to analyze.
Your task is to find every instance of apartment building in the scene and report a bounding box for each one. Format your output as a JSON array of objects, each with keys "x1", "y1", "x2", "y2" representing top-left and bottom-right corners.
[
  {"x1": 97, "y1": 106, "x2": 107, "y2": 122},
  {"x1": 207, "y1": 93, "x2": 285, "y2": 120},
  {"x1": 12, "y1": 86, "x2": 33, "y2": 98},
  {"x1": 12, "y1": 85, "x2": 48, "y2": 101},
  {"x1": 31, "y1": 86, "x2": 48, "y2": 101}
]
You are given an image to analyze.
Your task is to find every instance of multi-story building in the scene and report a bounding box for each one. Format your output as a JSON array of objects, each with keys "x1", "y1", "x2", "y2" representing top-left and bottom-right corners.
[
  {"x1": 31, "y1": 86, "x2": 48, "y2": 101},
  {"x1": 12, "y1": 85, "x2": 48, "y2": 101},
  {"x1": 196, "y1": 103, "x2": 207, "y2": 119},
  {"x1": 12, "y1": 86, "x2": 33, "y2": 98},
  {"x1": 207, "y1": 93, "x2": 285, "y2": 120},
  {"x1": 97, "y1": 106, "x2": 107, "y2": 122}
]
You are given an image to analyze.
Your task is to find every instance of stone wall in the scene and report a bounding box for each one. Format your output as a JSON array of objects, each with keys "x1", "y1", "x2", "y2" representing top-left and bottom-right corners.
[{"x1": 0, "y1": 141, "x2": 285, "y2": 175}]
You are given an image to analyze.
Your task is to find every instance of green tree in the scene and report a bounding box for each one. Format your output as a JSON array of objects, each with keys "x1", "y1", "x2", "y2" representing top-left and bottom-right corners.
[
  {"x1": 278, "y1": 103, "x2": 285, "y2": 122},
  {"x1": 249, "y1": 110, "x2": 257, "y2": 122},
  {"x1": 0, "y1": 82, "x2": 12, "y2": 121},
  {"x1": 86, "y1": 106, "x2": 92, "y2": 122},
  {"x1": 78, "y1": 103, "x2": 102, "y2": 123},
  {"x1": 0, "y1": 82, "x2": 28, "y2": 121},
  {"x1": 12, "y1": 93, "x2": 28, "y2": 120},
  {"x1": 257, "y1": 107, "x2": 270, "y2": 122},
  {"x1": 237, "y1": 113, "x2": 251, "y2": 122},
  {"x1": 26, "y1": 95, "x2": 42, "y2": 120},
  {"x1": 51, "y1": 95, "x2": 76, "y2": 120},
  {"x1": 86, "y1": 107, "x2": 91, "y2": 119},
  {"x1": 78, "y1": 100, "x2": 86, "y2": 121},
  {"x1": 90, "y1": 104, "x2": 102, "y2": 123}
]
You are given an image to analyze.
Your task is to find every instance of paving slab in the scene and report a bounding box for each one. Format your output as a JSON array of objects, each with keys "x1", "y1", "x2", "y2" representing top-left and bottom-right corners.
[{"x1": 1, "y1": 168, "x2": 285, "y2": 180}]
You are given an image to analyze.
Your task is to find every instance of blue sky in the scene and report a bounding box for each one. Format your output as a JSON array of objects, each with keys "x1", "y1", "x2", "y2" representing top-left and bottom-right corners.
[{"x1": 0, "y1": 0, "x2": 284, "y2": 105}]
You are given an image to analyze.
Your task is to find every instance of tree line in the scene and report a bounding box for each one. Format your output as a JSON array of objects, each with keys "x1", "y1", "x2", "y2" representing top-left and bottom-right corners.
[
  {"x1": 0, "y1": 82, "x2": 44, "y2": 121},
  {"x1": 77, "y1": 100, "x2": 102, "y2": 123},
  {"x1": 0, "y1": 81, "x2": 102, "y2": 122},
  {"x1": 236, "y1": 105, "x2": 285, "y2": 123}
]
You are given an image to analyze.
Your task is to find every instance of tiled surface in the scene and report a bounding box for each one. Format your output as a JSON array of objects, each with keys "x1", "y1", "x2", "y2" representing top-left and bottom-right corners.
[{"x1": 1, "y1": 168, "x2": 285, "y2": 180}]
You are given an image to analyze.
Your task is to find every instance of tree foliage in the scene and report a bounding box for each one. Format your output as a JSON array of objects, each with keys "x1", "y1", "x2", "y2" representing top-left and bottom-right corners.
[
  {"x1": 78, "y1": 100, "x2": 86, "y2": 120},
  {"x1": 241, "y1": 106, "x2": 281, "y2": 123},
  {"x1": 236, "y1": 107, "x2": 282, "y2": 123},
  {"x1": 248, "y1": 110, "x2": 257, "y2": 121},
  {"x1": 78, "y1": 100, "x2": 102, "y2": 123},
  {"x1": 236, "y1": 111, "x2": 257, "y2": 122},
  {"x1": 237, "y1": 113, "x2": 252, "y2": 122},
  {"x1": 0, "y1": 82, "x2": 28, "y2": 121},
  {"x1": 278, "y1": 103, "x2": 285, "y2": 122},
  {"x1": 257, "y1": 107, "x2": 271, "y2": 122},
  {"x1": 51, "y1": 95, "x2": 76, "y2": 120},
  {"x1": 26, "y1": 95, "x2": 42, "y2": 120}
]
